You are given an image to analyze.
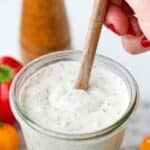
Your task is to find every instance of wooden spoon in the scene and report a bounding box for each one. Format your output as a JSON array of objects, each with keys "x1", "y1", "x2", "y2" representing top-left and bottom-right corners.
[{"x1": 74, "y1": 0, "x2": 108, "y2": 90}]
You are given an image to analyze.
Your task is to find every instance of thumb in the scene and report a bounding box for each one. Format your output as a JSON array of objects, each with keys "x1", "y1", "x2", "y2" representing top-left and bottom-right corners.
[{"x1": 125, "y1": 0, "x2": 150, "y2": 39}]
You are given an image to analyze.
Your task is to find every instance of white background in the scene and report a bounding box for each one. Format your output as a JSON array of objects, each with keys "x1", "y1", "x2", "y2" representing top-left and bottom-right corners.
[{"x1": 0, "y1": 0, "x2": 150, "y2": 102}]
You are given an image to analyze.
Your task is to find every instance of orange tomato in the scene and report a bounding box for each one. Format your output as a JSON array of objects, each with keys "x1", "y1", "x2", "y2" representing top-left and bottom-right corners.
[
  {"x1": 0, "y1": 122, "x2": 19, "y2": 150},
  {"x1": 140, "y1": 136, "x2": 150, "y2": 150}
]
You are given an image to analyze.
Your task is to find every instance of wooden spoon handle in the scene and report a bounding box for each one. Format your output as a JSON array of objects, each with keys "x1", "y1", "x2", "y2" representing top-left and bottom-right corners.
[{"x1": 74, "y1": 0, "x2": 108, "y2": 90}]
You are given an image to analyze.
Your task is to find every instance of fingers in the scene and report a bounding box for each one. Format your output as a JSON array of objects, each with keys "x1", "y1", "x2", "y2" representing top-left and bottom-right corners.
[
  {"x1": 105, "y1": 4, "x2": 129, "y2": 35},
  {"x1": 122, "y1": 35, "x2": 150, "y2": 54},
  {"x1": 125, "y1": 0, "x2": 150, "y2": 39},
  {"x1": 122, "y1": 1, "x2": 134, "y2": 15},
  {"x1": 138, "y1": 21, "x2": 150, "y2": 40},
  {"x1": 111, "y1": 0, "x2": 122, "y2": 6},
  {"x1": 105, "y1": 0, "x2": 150, "y2": 54},
  {"x1": 125, "y1": 0, "x2": 150, "y2": 20},
  {"x1": 129, "y1": 16, "x2": 142, "y2": 36}
]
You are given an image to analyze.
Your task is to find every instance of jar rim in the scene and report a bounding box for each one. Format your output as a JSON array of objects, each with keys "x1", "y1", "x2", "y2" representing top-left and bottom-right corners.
[{"x1": 10, "y1": 50, "x2": 139, "y2": 140}]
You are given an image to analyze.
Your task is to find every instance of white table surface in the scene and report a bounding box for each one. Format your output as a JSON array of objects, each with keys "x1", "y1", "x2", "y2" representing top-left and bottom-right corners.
[{"x1": 0, "y1": 1, "x2": 150, "y2": 149}]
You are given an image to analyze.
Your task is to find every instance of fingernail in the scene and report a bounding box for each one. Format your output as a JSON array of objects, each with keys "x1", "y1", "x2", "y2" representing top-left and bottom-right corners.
[
  {"x1": 128, "y1": 25, "x2": 136, "y2": 36},
  {"x1": 107, "y1": 24, "x2": 120, "y2": 35},
  {"x1": 141, "y1": 36, "x2": 150, "y2": 47}
]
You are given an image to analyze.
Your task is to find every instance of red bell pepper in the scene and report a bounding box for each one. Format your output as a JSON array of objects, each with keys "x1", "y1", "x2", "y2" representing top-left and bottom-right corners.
[{"x1": 0, "y1": 56, "x2": 23, "y2": 124}]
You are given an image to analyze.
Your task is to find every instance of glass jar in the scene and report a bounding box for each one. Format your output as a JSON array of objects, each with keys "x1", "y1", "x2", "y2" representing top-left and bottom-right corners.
[{"x1": 10, "y1": 51, "x2": 139, "y2": 150}]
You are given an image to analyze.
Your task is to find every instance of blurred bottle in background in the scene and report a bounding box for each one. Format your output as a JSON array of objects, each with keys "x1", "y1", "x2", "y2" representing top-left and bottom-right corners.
[{"x1": 20, "y1": 0, "x2": 71, "y2": 64}]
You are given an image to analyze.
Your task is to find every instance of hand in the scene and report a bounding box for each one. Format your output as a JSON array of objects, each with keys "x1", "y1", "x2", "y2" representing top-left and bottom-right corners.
[{"x1": 105, "y1": 0, "x2": 150, "y2": 54}]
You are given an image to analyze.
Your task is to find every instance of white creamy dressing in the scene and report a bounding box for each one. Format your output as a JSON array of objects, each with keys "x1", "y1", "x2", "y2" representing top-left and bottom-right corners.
[{"x1": 19, "y1": 61, "x2": 129, "y2": 134}]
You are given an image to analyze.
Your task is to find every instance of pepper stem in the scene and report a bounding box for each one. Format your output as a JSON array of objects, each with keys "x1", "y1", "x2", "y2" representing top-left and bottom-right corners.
[{"x1": 0, "y1": 65, "x2": 13, "y2": 83}]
